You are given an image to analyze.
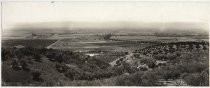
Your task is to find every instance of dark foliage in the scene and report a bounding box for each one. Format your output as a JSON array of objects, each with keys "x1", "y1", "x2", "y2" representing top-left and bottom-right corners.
[{"x1": 116, "y1": 71, "x2": 159, "y2": 86}]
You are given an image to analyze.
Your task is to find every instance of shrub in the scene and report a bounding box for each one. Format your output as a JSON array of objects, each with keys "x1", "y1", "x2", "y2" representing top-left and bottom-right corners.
[
  {"x1": 32, "y1": 71, "x2": 43, "y2": 82},
  {"x1": 21, "y1": 60, "x2": 30, "y2": 72},
  {"x1": 33, "y1": 54, "x2": 42, "y2": 62},
  {"x1": 55, "y1": 63, "x2": 69, "y2": 73},
  {"x1": 11, "y1": 60, "x2": 22, "y2": 70},
  {"x1": 140, "y1": 57, "x2": 156, "y2": 68},
  {"x1": 116, "y1": 71, "x2": 159, "y2": 86},
  {"x1": 103, "y1": 33, "x2": 112, "y2": 40},
  {"x1": 183, "y1": 69, "x2": 209, "y2": 86},
  {"x1": 177, "y1": 62, "x2": 208, "y2": 73},
  {"x1": 64, "y1": 67, "x2": 83, "y2": 80}
]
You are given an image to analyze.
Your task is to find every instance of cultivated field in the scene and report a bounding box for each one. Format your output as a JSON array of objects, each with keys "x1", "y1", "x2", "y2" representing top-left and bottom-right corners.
[
  {"x1": 2, "y1": 39, "x2": 57, "y2": 48},
  {"x1": 110, "y1": 35, "x2": 206, "y2": 43},
  {"x1": 48, "y1": 36, "x2": 154, "y2": 52}
]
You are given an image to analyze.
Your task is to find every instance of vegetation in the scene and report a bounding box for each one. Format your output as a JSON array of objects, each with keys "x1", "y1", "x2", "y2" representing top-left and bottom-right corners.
[
  {"x1": 2, "y1": 47, "x2": 115, "y2": 86},
  {"x1": 1, "y1": 37, "x2": 209, "y2": 86},
  {"x1": 116, "y1": 70, "x2": 159, "y2": 86},
  {"x1": 103, "y1": 33, "x2": 112, "y2": 40}
]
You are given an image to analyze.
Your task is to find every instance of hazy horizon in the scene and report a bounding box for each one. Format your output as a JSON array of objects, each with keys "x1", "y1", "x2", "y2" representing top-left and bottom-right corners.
[
  {"x1": 2, "y1": 21, "x2": 207, "y2": 35},
  {"x1": 2, "y1": 2, "x2": 210, "y2": 32}
]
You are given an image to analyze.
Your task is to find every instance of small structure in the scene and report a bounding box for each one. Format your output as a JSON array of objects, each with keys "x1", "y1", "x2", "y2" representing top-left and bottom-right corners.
[
  {"x1": 156, "y1": 60, "x2": 167, "y2": 66},
  {"x1": 86, "y1": 53, "x2": 100, "y2": 57},
  {"x1": 13, "y1": 45, "x2": 25, "y2": 49}
]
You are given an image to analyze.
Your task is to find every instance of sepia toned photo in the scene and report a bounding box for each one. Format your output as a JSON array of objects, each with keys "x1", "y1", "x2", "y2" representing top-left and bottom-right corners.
[{"x1": 1, "y1": 1, "x2": 209, "y2": 86}]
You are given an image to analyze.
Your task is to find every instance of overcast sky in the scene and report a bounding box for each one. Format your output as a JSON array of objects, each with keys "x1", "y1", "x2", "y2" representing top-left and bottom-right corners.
[{"x1": 2, "y1": 2, "x2": 210, "y2": 30}]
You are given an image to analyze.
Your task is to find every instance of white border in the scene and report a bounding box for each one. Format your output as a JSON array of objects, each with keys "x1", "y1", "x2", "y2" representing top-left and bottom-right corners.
[{"x1": 0, "y1": 0, "x2": 209, "y2": 88}]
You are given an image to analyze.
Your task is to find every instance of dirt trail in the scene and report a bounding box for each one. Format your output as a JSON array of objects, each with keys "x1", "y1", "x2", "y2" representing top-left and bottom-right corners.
[
  {"x1": 46, "y1": 39, "x2": 62, "y2": 49},
  {"x1": 109, "y1": 52, "x2": 132, "y2": 67},
  {"x1": 109, "y1": 56, "x2": 126, "y2": 67},
  {"x1": 109, "y1": 52, "x2": 151, "y2": 67}
]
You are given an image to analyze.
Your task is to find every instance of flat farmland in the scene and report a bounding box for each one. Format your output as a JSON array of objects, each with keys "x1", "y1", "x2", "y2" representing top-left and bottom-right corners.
[
  {"x1": 49, "y1": 38, "x2": 153, "y2": 52},
  {"x1": 110, "y1": 35, "x2": 201, "y2": 42},
  {"x1": 2, "y1": 39, "x2": 57, "y2": 48}
]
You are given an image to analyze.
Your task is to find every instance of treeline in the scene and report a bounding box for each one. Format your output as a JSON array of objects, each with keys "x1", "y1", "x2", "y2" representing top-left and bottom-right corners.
[
  {"x1": 135, "y1": 41, "x2": 209, "y2": 56},
  {"x1": 116, "y1": 62, "x2": 208, "y2": 86},
  {"x1": 110, "y1": 38, "x2": 161, "y2": 44},
  {"x1": 114, "y1": 51, "x2": 209, "y2": 86},
  {"x1": 112, "y1": 41, "x2": 209, "y2": 86}
]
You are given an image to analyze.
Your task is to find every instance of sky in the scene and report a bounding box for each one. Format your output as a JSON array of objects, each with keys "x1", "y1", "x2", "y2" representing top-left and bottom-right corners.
[{"x1": 2, "y1": 2, "x2": 210, "y2": 31}]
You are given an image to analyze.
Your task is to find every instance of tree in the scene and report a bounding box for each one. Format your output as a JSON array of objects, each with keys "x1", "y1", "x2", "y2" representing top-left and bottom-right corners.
[
  {"x1": 64, "y1": 67, "x2": 83, "y2": 80},
  {"x1": 103, "y1": 33, "x2": 112, "y2": 40},
  {"x1": 141, "y1": 71, "x2": 160, "y2": 86},
  {"x1": 199, "y1": 69, "x2": 209, "y2": 86},
  {"x1": 55, "y1": 63, "x2": 69, "y2": 73},
  {"x1": 203, "y1": 45, "x2": 207, "y2": 50},
  {"x1": 196, "y1": 44, "x2": 200, "y2": 49},
  {"x1": 140, "y1": 57, "x2": 156, "y2": 68},
  {"x1": 2, "y1": 48, "x2": 12, "y2": 61},
  {"x1": 166, "y1": 53, "x2": 176, "y2": 61},
  {"x1": 116, "y1": 71, "x2": 159, "y2": 86},
  {"x1": 188, "y1": 44, "x2": 193, "y2": 50},
  {"x1": 158, "y1": 65, "x2": 181, "y2": 80},
  {"x1": 20, "y1": 60, "x2": 30, "y2": 72},
  {"x1": 183, "y1": 73, "x2": 203, "y2": 86},
  {"x1": 33, "y1": 54, "x2": 42, "y2": 62},
  {"x1": 11, "y1": 60, "x2": 22, "y2": 70},
  {"x1": 32, "y1": 71, "x2": 43, "y2": 82}
]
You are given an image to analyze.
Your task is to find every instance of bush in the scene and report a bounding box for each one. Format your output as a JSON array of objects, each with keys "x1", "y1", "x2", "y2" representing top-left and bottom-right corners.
[
  {"x1": 183, "y1": 69, "x2": 209, "y2": 86},
  {"x1": 21, "y1": 60, "x2": 30, "y2": 72},
  {"x1": 32, "y1": 71, "x2": 43, "y2": 82},
  {"x1": 33, "y1": 54, "x2": 42, "y2": 62},
  {"x1": 11, "y1": 60, "x2": 22, "y2": 70},
  {"x1": 2, "y1": 65, "x2": 32, "y2": 84},
  {"x1": 112, "y1": 62, "x2": 138, "y2": 75},
  {"x1": 140, "y1": 57, "x2": 156, "y2": 68},
  {"x1": 116, "y1": 71, "x2": 159, "y2": 86},
  {"x1": 177, "y1": 62, "x2": 208, "y2": 73},
  {"x1": 154, "y1": 54, "x2": 167, "y2": 61},
  {"x1": 64, "y1": 67, "x2": 83, "y2": 80},
  {"x1": 157, "y1": 65, "x2": 181, "y2": 80},
  {"x1": 103, "y1": 33, "x2": 112, "y2": 40},
  {"x1": 55, "y1": 63, "x2": 69, "y2": 73}
]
